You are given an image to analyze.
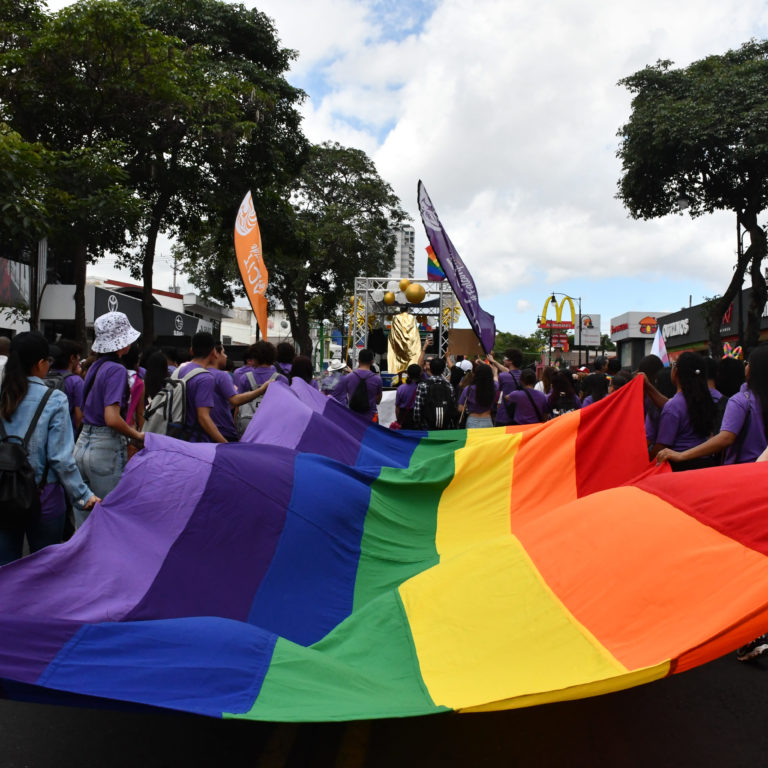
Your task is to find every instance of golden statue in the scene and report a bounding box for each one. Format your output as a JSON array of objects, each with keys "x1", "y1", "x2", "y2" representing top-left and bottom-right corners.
[{"x1": 387, "y1": 312, "x2": 421, "y2": 374}]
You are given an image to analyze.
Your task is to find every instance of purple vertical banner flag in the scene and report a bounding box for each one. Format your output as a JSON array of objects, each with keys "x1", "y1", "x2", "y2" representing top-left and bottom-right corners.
[{"x1": 417, "y1": 181, "x2": 496, "y2": 354}]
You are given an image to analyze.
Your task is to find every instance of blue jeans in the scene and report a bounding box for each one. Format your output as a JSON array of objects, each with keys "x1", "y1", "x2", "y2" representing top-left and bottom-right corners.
[
  {"x1": 466, "y1": 414, "x2": 494, "y2": 429},
  {"x1": 0, "y1": 514, "x2": 65, "y2": 567},
  {"x1": 74, "y1": 425, "x2": 127, "y2": 527}
]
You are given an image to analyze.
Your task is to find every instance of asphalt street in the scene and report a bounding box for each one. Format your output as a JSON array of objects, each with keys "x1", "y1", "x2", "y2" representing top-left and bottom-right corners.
[{"x1": 1, "y1": 653, "x2": 767, "y2": 767}]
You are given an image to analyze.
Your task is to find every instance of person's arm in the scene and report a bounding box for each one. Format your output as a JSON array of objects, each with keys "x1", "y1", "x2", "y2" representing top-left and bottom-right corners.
[
  {"x1": 104, "y1": 403, "x2": 144, "y2": 443},
  {"x1": 228, "y1": 379, "x2": 272, "y2": 407},
  {"x1": 47, "y1": 396, "x2": 99, "y2": 509},
  {"x1": 73, "y1": 406, "x2": 83, "y2": 431},
  {"x1": 417, "y1": 337, "x2": 431, "y2": 369},
  {"x1": 196, "y1": 406, "x2": 227, "y2": 443},
  {"x1": 656, "y1": 431, "x2": 737, "y2": 464},
  {"x1": 444, "y1": 352, "x2": 453, "y2": 370},
  {"x1": 375, "y1": 378, "x2": 382, "y2": 405},
  {"x1": 487, "y1": 352, "x2": 506, "y2": 373},
  {"x1": 641, "y1": 373, "x2": 669, "y2": 410},
  {"x1": 757, "y1": 445, "x2": 768, "y2": 462}
]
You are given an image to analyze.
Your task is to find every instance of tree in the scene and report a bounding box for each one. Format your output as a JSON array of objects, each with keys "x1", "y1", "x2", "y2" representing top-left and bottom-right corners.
[
  {"x1": 617, "y1": 40, "x2": 768, "y2": 355},
  {"x1": 1, "y1": 0, "x2": 305, "y2": 345},
  {"x1": 182, "y1": 141, "x2": 407, "y2": 356},
  {"x1": 121, "y1": 0, "x2": 306, "y2": 344}
]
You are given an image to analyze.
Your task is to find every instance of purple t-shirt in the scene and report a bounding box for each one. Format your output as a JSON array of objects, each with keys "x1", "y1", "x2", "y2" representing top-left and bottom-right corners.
[
  {"x1": 459, "y1": 382, "x2": 499, "y2": 414},
  {"x1": 50, "y1": 369, "x2": 84, "y2": 430},
  {"x1": 395, "y1": 381, "x2": 419, "y2": 410},
  {"x1": 177, "y1": 362, "x2": 216, "y2": 441},
  {"x1": 81, "y1": 359, "x2": 128, "y2": 426},
  {"x1": 209, "y1": 368, "x2": 237, "y2": 441},
  {"x1": 721, "y1": 390, "x2": 767, "y2": 463},
  {"x1": 505, "y1": 388, "x2": 548, "y2": 424},
  {"x1": 234, "y1": 365, "x2": 279, "y2": 393},
  {"x1": 495, "y1": 369, "x2": 522, "y2": 426},
  {"x1": 656, "y1": 390, "x2": 718, "y2": 451},
  {"x1": 333, "y1": 369, "x2": 382, "y2": 419}
]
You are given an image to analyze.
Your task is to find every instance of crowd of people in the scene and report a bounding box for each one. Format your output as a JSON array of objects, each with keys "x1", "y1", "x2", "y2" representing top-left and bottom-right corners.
[{"x1": 2, "y1": 313, "x2": 768, "y2": 583}]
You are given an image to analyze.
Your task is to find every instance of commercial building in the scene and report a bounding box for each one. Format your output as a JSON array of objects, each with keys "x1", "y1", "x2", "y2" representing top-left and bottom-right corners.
[
  {"x1": 609, "y1": 312, "x2": 664, "y2": 370},
  {"x1": 387, "y1": 224, "x2": 415, "y2": 280},
  {"x1": 658, "y1": 287, "x2": 768, "y2": 357}
]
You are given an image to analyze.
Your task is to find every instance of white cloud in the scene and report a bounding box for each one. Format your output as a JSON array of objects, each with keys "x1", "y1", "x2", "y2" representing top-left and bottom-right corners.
[
  {"x1": 516, "y1": 299, "x2": 531, "y2": 313},
  {"x1": 41, "y1": 0, "x2": 768, "y2": 329}
]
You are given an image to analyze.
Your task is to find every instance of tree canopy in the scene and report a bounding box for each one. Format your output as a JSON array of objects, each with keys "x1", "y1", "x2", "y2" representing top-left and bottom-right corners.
[
  {"x1": 617, "y1": 40, "x2": 768, "y2": 353},
  {"x1": 182, "y1": 141, "x2": 406, "y2": 356},
  {"x1": 0, "y1": 0, "x2": 306, "y2": 344}
]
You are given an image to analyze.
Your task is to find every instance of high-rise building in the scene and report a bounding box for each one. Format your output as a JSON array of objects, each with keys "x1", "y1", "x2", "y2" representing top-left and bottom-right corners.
[{"x1": 387, "y1": 224, "x2": 415, "y2": 279}]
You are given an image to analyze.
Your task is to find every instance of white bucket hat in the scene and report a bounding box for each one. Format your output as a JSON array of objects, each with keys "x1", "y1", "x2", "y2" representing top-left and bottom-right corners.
[
  {"x1": 327, "y1": 359, "x2": 347, "y2": 372},
  {"x1": 92, "y1": 311, "x2": 141, "y2": 354}
]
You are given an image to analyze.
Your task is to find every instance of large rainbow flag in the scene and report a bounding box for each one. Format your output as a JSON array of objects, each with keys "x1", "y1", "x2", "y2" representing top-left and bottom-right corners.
[{"x1": 1, "y1": 376, "x2": 768, "y2": 720}]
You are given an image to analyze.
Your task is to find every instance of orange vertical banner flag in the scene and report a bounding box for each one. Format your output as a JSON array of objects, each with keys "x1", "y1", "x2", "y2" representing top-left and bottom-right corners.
[{"x1": 234, "y1": 191, "x2": 268, "y2": 340}]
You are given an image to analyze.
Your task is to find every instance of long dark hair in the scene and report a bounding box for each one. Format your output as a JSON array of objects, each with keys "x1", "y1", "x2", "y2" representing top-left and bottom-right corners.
[
  {"x1": 675, "y1": 352, "x2": 715, "y2": 437},
  {"x1": 472, "y1": 363, "x2": 496, "y2": 409},
  {"x1": 0, "y1": 332, "x2": 49, "y2": 420},
  {"x1": 290, "y1": 355, "x2": 314, "y2": 384},
  {"x1": 142, "y1": 349, "x2": 169, "y2": 402},
  {"x1": 406, "y1": 363, "x2": 422, "y2": 385},
  {"x1": 582, "y1": 373, "x2": 608, "y2": 402},
  {"x1": 716, "y1": 356, "x2": 746, "y2": 398},
  {"x1": 747, "y1": 345, "x2": 768, "y2": 440}
]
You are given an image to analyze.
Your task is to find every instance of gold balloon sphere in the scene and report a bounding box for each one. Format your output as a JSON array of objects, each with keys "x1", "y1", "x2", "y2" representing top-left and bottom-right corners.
[
  {"x1": 383, "y1": 291, "x2": 396, "y2": 305},
  {"x1": 405, "y1": 282, "x2": 426, "y2": 303},
  {"x1": 399, "y1": 278, "x2": 411, "y2": 292}
]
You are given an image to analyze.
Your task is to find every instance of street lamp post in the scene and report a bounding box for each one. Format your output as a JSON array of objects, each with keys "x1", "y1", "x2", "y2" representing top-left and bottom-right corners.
[
  {"x1": 737, "y1": 218, "x2": 746, "y2": 349},
  {"x1": 544, "y1": 291, "x2": 582, "y2": 367}
]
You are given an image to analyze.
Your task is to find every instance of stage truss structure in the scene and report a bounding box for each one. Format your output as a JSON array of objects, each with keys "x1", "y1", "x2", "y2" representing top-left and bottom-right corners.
[{"x1": 349, "y1": 277, "x2": 460, "y2": 364}]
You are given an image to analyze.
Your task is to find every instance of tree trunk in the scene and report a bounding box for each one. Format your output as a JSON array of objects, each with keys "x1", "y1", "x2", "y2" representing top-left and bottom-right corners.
[
  {"x1": 745, "y1": 223, "x2": 768, "y2": 351},
  {"x1": 73, "y1": 241, "x2": 88, "y2": 347},
  {"x1": 708, "y1": 242, "x2": 751, "y2": 357},
  {"x1": 141, "y1": 191, "x2": 171, "y2": 348},
  {"x1": 279, "y1": 290, "x2": 312, "y2": 358}
]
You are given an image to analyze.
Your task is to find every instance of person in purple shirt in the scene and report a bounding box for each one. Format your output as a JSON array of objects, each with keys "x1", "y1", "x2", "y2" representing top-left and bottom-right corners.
[
  {"x1": 489, "y1": 348, "x2": 523, "y2": 426},
  {"x1": 651, "y1": 352, "x2": 718, "y2": 471},
  {"x1": 504, "y1": 368, "x2": 548, "y2": 424},
  {"x1": 459, "y1": 361, "x2": 498, "y2": 428},
  {"x1": 289, "y1": 355, "x2": 320, "y2": 389},
  {"x1": 178, "y1": 334, "x2": 273, "y2": 443},
  {"x1": 547, "y1": 371, "x2": 582, "y2": 418},
  {"x1": 48, "y1": 338, "x2": 84, "y2": 434},
  {"x1": 275, "y1": 341, "x2": 295, "y2": 378},
  {"x1": 580, "y1": 372, "x2": 608, "y2": 408},
  {"x1": 333, "y1": 348, "x2": 382, "y2": 421},
  {"x1": 658, "y1": 345, "x2": 768, "y2": 468},
  {"x1": 74, "y1": 312, "x2": 145, "y2": 526},
  {"x1": 395, "y1": 364, "x2": 422, "y2": 428}
]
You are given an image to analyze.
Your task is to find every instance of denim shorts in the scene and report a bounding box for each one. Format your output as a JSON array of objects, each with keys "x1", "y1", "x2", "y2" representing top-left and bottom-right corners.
[
  {"x1": 74, "y1": 425, "x2": 127, "y2": 526},
  {"x1": 466, "y1": 415, "x2": 494, "y2": 429}
]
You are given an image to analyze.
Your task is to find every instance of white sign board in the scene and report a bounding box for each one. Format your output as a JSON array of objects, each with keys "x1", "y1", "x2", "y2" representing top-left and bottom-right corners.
[{"x1": 575, "y1": 313, "x2": 601, "y2": 347}]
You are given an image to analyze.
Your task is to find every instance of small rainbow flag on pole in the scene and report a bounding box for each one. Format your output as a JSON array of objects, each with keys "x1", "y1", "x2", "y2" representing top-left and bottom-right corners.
[{"x1": 426, "y1": 244, "x2": 445, "y2": 281}]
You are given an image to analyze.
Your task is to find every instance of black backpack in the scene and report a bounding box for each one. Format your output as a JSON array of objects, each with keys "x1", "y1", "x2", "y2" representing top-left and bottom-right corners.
[
  {"x1": 348, "y1": 373, "x2": 370, "y2": 414},
  {"x1": 0, "y1": 388, "x2": 54, "y2": 531},
  {"x1": 423, "y1": 378, "x2": 457, "y2": 429},
  {"x1": 45, "y1": 370, "x2": 74, "y2": 392}
]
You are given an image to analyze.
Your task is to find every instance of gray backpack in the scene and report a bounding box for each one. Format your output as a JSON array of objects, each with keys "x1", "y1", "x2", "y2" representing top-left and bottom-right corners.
[
  {"x1": 236, "y1": 371, "x2": 279, "y2": 436},
  {"x1": 144, "y1": 366, "x2": 212, "y2": 440}
]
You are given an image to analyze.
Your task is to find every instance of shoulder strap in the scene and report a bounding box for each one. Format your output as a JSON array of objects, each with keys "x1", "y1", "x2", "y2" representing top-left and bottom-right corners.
[
  {"x1": 0, "y1": 386, "x2": 55, "y2": 445},
  {"x1": 82, "y1": 357, "x2": 110, "y2": 407},
  {"x1": 246, "y1": 372, "x2": 257, "y2": 390},
  {"x1": 523, "y1": 387, "x2": 544, "y2": 422},
  {"x1": 181, "y1": 366, "x2": 213, "y2": 383}
]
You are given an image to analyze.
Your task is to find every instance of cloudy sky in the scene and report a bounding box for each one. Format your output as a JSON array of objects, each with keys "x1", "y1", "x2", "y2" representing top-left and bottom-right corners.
[{"x1": 46, "y1": 0, "x2": 768, "y2": 335}]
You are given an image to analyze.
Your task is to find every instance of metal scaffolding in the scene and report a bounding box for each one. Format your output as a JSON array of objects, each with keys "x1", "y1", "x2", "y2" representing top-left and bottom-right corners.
[{"x1": 349, "y1": 277, "x2": 459, "y2": 366}]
